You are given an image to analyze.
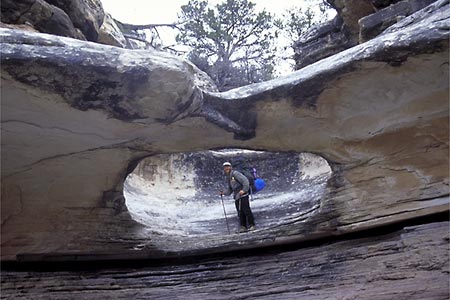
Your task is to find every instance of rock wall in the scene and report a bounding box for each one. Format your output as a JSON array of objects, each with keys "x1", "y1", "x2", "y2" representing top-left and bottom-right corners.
[
  {"x1": 0, "y1": 0, "x2": 129, "y2": 48},
  {"x1": 2, "y1": 222, "x2": 448, "y2": 299},
  {"x1": 295, "y1": 0, "x2": 440, "y2": 69},
  {"x1": 0, "y1": 0, "x2": 449, "y2": 298}
]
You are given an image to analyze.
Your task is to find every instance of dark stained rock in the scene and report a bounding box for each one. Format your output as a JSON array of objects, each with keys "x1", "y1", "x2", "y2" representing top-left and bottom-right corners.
[
  {"x1": 0, "y1": 0, "x2": 86, "y2": 40},
  {"x1": 369, "y1": 0, "x2": 403, "y2": 8},
  {"x1": 0, "y1": 0, "x2": 36, "y2": 24},
  {"x1": 45, "y1": 0, "x2": 104, "y2": 41},
  {"x1": 359, "y1": 0, "x2": 438, "y2": 42},
  {"x1": 294, "y1": 15, "x2": 354, "y2": 70},
  {"x1": 1, "y1": 0, "x2": 105, "y2": 42},
  {"x1": 0, "y1": 29, "x2": 202, "y2": 122},
  {"x1": 325, "y1": 0, "x2": 376, "y2": 37},
  {"x1": 296, "y1": 0, "x2": 441, "y2": 69},
  {"x1": 1, "y1": 222, "x2": 448, "y2": 299}
]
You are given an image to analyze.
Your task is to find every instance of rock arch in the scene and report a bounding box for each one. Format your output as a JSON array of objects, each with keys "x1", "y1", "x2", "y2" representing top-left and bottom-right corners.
[{"x1": 1, "y1": 1, "x2": 448, "y2": 263}]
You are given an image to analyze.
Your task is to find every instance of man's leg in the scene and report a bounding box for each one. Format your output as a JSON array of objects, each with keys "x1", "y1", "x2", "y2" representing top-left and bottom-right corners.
[
  {"x1": 235, "y1": 199, "x2": 247, "y2": 230},
  {"x1": 240, "y1": 195, "x2": 255, "y2": 227}
]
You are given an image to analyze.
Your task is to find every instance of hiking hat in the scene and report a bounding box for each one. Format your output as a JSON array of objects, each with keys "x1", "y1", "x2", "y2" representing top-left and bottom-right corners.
[{"x1": 223, "y1": 162, "x2": 232, "y2": 167}]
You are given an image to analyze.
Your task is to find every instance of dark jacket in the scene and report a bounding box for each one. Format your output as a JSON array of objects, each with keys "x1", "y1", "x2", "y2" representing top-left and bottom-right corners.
[{"x1": 224, "y1": 170, "x2": 250, "y2": 200}]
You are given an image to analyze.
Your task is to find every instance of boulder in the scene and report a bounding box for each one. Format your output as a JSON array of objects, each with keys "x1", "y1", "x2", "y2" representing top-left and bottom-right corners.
[
  {"x1": 1, "y1": 0, "x2": 37, "y2": 24},
  {"x1": 45, "y1": 0, "x2": 104, "y2": 41},
  {"x1": 1, "y1": 0, "x2": 104, "y2": 42},
  {"x1": 294, "y1": 15, "x2": 354, "y2": 70},
  {"x1": 97, "y1": 13, "x2": 127, "y2": 48},
  {"x1": 295, "y1": 0, "x2": 441, "y2": 69},
  {"x1": 359, "y1": 0, "x2": 437, "y2": 42},
  {"x1": 325, "y1": 0, "x2": 376, "y2": 38},
  {"x1": 0, "y1": 0, "x2": 85, "y2": 40}
]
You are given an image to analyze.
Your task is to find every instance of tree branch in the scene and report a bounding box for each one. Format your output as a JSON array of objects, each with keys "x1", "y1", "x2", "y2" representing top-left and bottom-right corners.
[
  {"x1": 123, "y1": 34, "x2": 153, "y2": 46},
  {"x1": 115, "y1": 19, "x2": 182, "y2": 31}
]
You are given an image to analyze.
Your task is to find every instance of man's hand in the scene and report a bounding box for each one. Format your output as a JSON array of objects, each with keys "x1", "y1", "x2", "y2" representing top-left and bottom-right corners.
[
  {"x1": 239, "y1": 190, "x2": 245, "y2": 195},
  {"x1": 219, "y1": 190, "x2": 224, "y2": 196}
]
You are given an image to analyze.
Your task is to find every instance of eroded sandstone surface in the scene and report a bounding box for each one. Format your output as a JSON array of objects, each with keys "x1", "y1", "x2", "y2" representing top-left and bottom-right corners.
[
  {"x1": 2, "y1": 222, "x2": 448, "y2": 299},
  {"x1": 1, "y1": 0, "x2": 448, "y2": 262},
  {"x1": 0, "y1": 1, "x2": 449, "y2": 299}
]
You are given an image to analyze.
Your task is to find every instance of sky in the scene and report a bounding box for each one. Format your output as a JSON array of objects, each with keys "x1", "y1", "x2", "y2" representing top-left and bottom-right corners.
[
  {"x1": 100, "y1": 0, "x2": 333, "y2": 75},
  {"x1": 101, "y1": 0, "x2": 309, "y2": 25}
]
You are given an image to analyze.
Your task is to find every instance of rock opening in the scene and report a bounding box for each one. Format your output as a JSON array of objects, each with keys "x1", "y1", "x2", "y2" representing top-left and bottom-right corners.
[{"x1": 124, "y1": 150, "x2": 332, "y2": 238}]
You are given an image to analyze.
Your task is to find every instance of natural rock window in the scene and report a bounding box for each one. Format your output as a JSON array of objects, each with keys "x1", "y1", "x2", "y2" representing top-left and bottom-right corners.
[{"x1": 124, "y1": 150, "x2": 332, "y2": 237}]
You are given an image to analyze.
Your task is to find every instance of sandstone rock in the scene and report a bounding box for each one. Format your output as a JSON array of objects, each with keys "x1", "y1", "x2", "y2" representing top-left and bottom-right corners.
[
  {"x1": 97, "y1": 13, "x2": 127, "y2": 48},
  {"x1": 188, "y1": 61, "x2": 220, "y2": 93},
  {"x1": 0, "y1": 0, "x2": 35, "y2": 23},
  {"x1": 1, "y1": 30, "x2": 202, "y2": 123},
  {"x1": 369, "y1": 0, "x2": 403, "y2": 8},
  {"x1": 0, "y1": 0, "x2": 448, "y2": 263},
  {"x1": 45, "y1": 0, "x2": 104, "y2": 41},
  {"x1": 297, "y1": 1, "x2": 440, "y2": 69},
  {"x1": 359, "y1": 0, "x2": 437, "y2": 42},
  {"x1": 0, "y1": 0, "x2": 86, "y2": 40},
  {"x1": 294, "y1": 15, "x2": 354, "y2": 70},
  {"x1": 2, "y1": 222, "x2": 448, "y2": 299},
  {"x1": 0, "y1": 22, "x2": 39, "y2": 33},
  {"x1": 326, "y1": 0, "x2": 376, "y2": 38}
]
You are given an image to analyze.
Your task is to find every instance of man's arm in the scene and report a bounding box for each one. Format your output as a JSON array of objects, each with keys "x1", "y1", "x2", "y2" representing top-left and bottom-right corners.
[
  {"x1": 233, "y1": 171, "x2": 249, "y2": 194},
  {"x1": 222, "y1": 185, "x2": 232, "y2": 196},
  {"x1": 220, "y1": 177, "x2": 232, "y2": 196}
]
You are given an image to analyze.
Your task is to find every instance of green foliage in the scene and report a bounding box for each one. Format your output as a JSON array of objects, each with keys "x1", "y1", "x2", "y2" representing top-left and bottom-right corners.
[
  {"x1": 275, "y1": 0, "x2": 331, "y2": 44},
  {"x1": 275, "y1": 7, "x2": 315, "y2": 44},
  {"x1": 177, "y1": 0, "x2": 278, "y2": 91},
  {"x1": 270, "y1": 0, "x2": 334, "y2": 73}
]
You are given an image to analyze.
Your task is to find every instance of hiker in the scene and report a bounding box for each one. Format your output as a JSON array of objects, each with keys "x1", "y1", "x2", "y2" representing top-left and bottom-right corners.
[{"x1": 220, "y1": 161, "x2": 256, "y2": 233}]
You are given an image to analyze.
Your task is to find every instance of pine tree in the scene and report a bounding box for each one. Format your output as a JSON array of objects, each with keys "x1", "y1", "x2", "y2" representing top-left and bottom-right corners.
[{"x1": 177, "y1": 0, "x2": 278, "y2": 91}]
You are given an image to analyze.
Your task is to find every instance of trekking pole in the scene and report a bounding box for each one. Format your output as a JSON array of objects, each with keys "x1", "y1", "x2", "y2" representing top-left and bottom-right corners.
[{"x1": 220, "y1": 194, "x2": 231, "y2": 234}]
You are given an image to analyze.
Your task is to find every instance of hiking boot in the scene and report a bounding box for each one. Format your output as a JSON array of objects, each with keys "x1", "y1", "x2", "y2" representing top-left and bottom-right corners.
[
  {"x1": 239, "y1": 226, "x2": 247, "y2": 233},
  {"x1": 248, "y1": 225, "x2": 256, "y2": 231}
]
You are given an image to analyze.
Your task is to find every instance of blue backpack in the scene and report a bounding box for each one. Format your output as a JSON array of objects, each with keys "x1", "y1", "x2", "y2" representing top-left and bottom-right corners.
[{"x1": 232, "y1": 158, "x2": 265, "y2": 194}]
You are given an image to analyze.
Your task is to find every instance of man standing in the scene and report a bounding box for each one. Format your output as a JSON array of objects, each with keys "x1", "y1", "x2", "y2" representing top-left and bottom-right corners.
[{"x1": 221, "y1": 162, "x2": 256, "y2": 233}]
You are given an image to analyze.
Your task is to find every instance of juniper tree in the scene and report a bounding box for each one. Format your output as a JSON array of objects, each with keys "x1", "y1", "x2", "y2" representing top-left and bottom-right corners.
[{"x1": 177, "y1": 0, "x2": 277, "y2": 91}]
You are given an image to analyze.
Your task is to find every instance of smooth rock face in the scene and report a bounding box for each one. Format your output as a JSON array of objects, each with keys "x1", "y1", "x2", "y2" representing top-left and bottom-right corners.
[{"x1": 0, "y1": 0, "x2": 448, "y2": 271}]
